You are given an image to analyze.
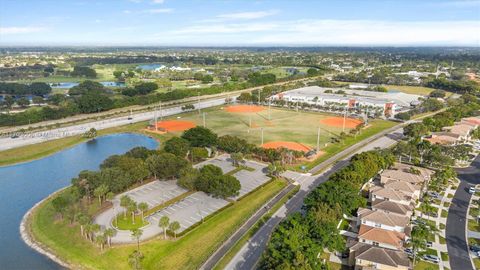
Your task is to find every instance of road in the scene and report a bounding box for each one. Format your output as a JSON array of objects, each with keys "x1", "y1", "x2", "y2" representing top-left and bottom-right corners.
[
  {"x1": 446, "y1": 155, "x2": 480, "y2": 270},
  {"x1": 0, "y1": 97, "x2": 227, "y2": 151},
  {"x1": 222, "y1": 126, "x2": 403, "y2": 270}
]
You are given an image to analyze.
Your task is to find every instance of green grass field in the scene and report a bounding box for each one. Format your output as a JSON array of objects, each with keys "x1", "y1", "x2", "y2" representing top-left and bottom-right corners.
[
  {"x1": 168, "y1": 106, "x2": 363, "y2": 148},
  {"x1": 29, "y1": 178, "x2": 287, "y2": 270}
]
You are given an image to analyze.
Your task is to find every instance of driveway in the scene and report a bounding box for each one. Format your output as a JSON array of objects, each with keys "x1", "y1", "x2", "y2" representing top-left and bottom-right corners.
[{"x1": 446, "y1": 155, "x2": 480, "y2": 270}]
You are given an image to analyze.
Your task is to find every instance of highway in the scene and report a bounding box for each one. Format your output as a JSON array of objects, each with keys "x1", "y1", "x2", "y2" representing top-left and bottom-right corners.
[{"x1": 0, "y1": 97, "x2": 227, "y2": 152}]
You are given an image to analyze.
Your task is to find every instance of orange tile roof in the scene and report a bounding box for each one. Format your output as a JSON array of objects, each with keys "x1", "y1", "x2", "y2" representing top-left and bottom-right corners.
[{"x1": 358, "y1": 225, "x2": 405, "y2": 249}]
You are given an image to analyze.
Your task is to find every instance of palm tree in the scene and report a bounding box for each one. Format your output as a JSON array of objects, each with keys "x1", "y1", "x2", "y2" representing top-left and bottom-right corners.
[
  {"x1": 104, "y1": 228, "x2": 116, "y2": 248},
  {"x1": 84, "y1": 223, "x2": 93, "y2": 241},
  {"x1": 91, "y1": 223, "x2": 101, "y2": 242},
  {"x1": 120, "y1": 195, "x2": 131, "y2": 219},
  {"x1": 138, "y1": 202, "x2": 149, "y2": 222},
  {"x1": 131, "y1": 228, "x2": 143, "y2": 252},
  {"x1": 169, "y1": 221, "x2": 181, "y2": 239},
  {"x1": 78, "y1": 214, "x2": 90, "y2": 238},
  {"x1": 95, "y1": 234, "x2": 106, "y2": 251},
  {"x1": 94, "y1": 184, "x2": 109, "y2": 204},
  {"x1": 128, "y1": 250, "x2": 144, "y2": 270},
  {"x1": 411, "y1": 223, "x2": 428, "y2": 266},
  {"x1": 128, "y1": 201, "x2": 138, "y2": 224},
  {"x1": 158, "y1": 216, "x2": 170, "y2": 239}
]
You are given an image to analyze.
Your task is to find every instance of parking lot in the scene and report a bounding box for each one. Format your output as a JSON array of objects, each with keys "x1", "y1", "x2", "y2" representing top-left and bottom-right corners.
[
  {"x1": 194, "y1": 154, "x2": 236, "y2": 174},
  {"x1": 148, "y1": 191, "x2": 230, "y2": 233},
  {"x1": 232, "y1": 160, "x2": 271, "y2": 199},
  {"x1": 120, "y1": 180, "x2": 188, "y2": 208}
]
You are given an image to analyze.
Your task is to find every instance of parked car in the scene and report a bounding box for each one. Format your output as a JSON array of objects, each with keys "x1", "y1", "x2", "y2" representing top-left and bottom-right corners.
[
  {"x1": 423, "y1": 255, "x2": 440, "y2": 264},
  {"x1": 426, "y1": 241, "x2": 433, "y2": 248},
  {"x1": 10, "y1": 134, "x2": 19, "y2": 139},
  {"x1": 427, "y1": 212, "x2": 438, "y2": 218},
  {"x1": 470, "y1": 245, "x2": 480, "y2": 252},
  {"x1": 404, "y1": 248, "x2": 414, "y2": 256},
  {"x1": 428, "y1": 191, "x2": 439, "y2": 198},
  {"x1": 470, "y1": 186, "x2": 476, "y2": 194}
]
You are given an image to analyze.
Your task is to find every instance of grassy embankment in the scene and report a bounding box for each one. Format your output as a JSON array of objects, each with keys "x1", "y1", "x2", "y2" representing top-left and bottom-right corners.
[
  {"x1": 0, "y1": 120, "x2": 173, "y2": 167},
  {"x1": 29, "y1": 178, "x2": 287, "y2": 270}
]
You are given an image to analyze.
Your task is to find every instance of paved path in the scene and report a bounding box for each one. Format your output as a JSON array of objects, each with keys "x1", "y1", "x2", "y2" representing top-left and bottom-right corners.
[{"x1": 446, "y1": 155, "x2": 480, "y2": 270}]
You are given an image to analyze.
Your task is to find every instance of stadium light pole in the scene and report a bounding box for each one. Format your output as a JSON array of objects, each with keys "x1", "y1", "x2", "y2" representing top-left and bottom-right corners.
[
  {"x1": 317, "y1": 126, "x2": 320, "y2": 152},
  {"x1": 203, "y1": 112, "x2": 206, "y2": 127},
  {"x1": 343, "y1": 107, "x2": 347, "y2": 132},
  {"x1": 261, "y1": 127, "x2": 264, "y2": 145},
  {"x1": 154, "y1": 109, "x2": 158, "y2": 132}
]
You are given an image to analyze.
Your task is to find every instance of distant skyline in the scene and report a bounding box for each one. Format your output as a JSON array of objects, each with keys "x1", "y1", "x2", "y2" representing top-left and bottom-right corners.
[{"x1": 1, "y1": 0, "x2": 479, "y2": 46}]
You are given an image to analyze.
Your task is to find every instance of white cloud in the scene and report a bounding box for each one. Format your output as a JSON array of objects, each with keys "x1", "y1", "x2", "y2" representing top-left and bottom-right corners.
[
  {"x1": 160, "y1": 19, "x2": 480, "y2": 46},
  {"x1": 144, "y1": 8, "x2": 173, "y2": 13},
  {"x1": 216, "y1": 10, "x2": 278, "y2": 20},
  {"x1": 0, "y1": 26, "x2": 48, "y2": 35}
]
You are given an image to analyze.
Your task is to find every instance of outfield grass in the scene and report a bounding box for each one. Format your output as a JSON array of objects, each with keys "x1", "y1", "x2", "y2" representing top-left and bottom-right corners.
[{"x1": 29, "y1": 178, "x2": 287, "y2": 270}]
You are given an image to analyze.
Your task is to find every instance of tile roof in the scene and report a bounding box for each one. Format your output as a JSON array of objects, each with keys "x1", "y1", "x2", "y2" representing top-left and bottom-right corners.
[
  {"x1": 463, "y1": 117, "x2": 480, "y2": 125},
  {"x1": 352, "y1": 242, "x2": 410, "y2": 268},
  {"x1": 392, "y1": 163, "x2": 433, "y2": 179},
  {"x1": 358, "y1": 225, "x2": 405, "y2": 249},
  {"x1": 370, "y1": 186, "x2": 412, "y2": 202},
  {"x1": 384, "y1": 179, "x2": 420, "y2": 193},
  {"x1": 372, "y1": 199, "x2": 413, "y2": 216},
  {"x1": 380, "y1": 169, "x2": 427, "y2": 184},
  {"x1": 443, "y1": 123, "x2": 475, "y2": 137},
  {"x1": 358, "y1": 208, "x2": 410, "y2": 228}
]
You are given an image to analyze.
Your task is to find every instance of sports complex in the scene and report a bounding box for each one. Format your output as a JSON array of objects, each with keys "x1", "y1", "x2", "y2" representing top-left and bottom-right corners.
[{"x1": 147, "y1": 103, "x2": 381, "y2": 154}]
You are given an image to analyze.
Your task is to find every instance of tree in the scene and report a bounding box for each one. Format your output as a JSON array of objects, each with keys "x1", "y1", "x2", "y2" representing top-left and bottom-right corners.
[
  {"x1": 3, "y1": 96, "x2": 14, "y2": 109},
  {"x1": 77, "y1": 213, "x2": 90, "y2": 238},
  {"x1": 71, "y1": 66, "x2": 97, "y2": 78},
  {"x1": 128, "y1": 201, "x2": 138, "y2": 224},
  {"x1": 94, "y1": 184, "x2": 109, "y2": 204},
  {"x1": 158, "y1": 216, "x2": 170, "y2": 239},
  {"x1": 17, "y1": 97, "x2": 30, "y2": 107},
  {"x1": 131, "y1": 228, "x2": 143, "y2": 252},
  {"x1": 145, "y1": 153, "x2": 188, "y2": 180},
  {"x1": 181, "y1": 126, "x2": 218, "y2": 147},
  {"x1": 128, "y1": 250, "x2": 144, "y2": 270},
  {"x1": 120, "y1": 195, "x2": 132, "y2": 218},
  {"x1": 104, "y1": 228, "x2": 116, "y2": 248},
  {"x1": 95, "y1": 234, "x2": 106, "y2": 251},
  {"x1": 429, "y1": 89, "x2": 446, "y2": 98},
  {"x1": 201, "y1": 75, "x2": 214, "y2": 83},
  {"x1": 169, "y1": 221, "x2": 181, "y2": 239},
  {"x1": 138, "y1": 202, "x2": 148, "y2": 221},
  {"x1": 230, "y1": 152, "x2": 244, "y2": 167},
  {"x1": 177, "y1": 167, "x2": 199, "y2": 190},
  {"x1": 164, "y1": 137, "x2": 190, "y2": 157},
  {"x1": 83, "y1": 127, "x2": 97, "y2": 139},
  {"x1": 189, "y1": 147, "x2": 209, "y2": 162},
  {"x1": 51, "y1": 195, "x2": 69, "y2": 218},
  {"x1": 76, "y1": 92, "x2": 113, "y2": 113},
  {"x1": 32, "y1": 96, "x2": 44, "y2": 105}
]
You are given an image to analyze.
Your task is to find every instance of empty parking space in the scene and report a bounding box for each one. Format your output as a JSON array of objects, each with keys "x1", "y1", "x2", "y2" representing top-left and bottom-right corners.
[
  {"x1": 148, "y1": 191, "x2": 230, "y2": 233},
  {"x1": 232, "y1": 167, "x2": 270, "y2": 199},
  {"x1": 194, "y1": 154, "x2": 236, "y2": 174},
  {"x1": 120, "y1": 180, "x2": 188, "y2": 208}
]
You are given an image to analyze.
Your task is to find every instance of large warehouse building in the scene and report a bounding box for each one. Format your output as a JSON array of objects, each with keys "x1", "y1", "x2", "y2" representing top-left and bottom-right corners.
[{"x1": 270, "y1": 86, "x2": 422, "y2": 117}]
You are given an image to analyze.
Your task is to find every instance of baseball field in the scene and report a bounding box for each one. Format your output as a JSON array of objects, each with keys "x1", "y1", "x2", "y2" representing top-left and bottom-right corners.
[{"x1": 151, "y1": 104, "x2": 389, "y2": 152}]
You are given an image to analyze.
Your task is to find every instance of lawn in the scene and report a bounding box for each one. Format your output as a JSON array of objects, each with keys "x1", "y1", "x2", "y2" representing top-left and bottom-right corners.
[
  {"x1": 441, "y1": 252, "x2": 449, "y2": 261},
  {"x1": 114, "y1": 214, "x2": 149, "y2": 230},
  {"x1": 474, "y1": 258, "x2": 480, "y2": 269},
  {"x1": 468, "y1": 219, "x2": 480, "y2": 232},
  {"x1": 384, "y1": 85, "x2": 436, "y2": 96},
  {"x1": 439, "y1": 235, "x2": 446, "y2": 244},
  {"x1": 414, "y1": 260, "x2": 439, "y2": 270},
  {"x1": 29, "y1": 178, "x2": 287, "y2": 270},
  {"x1": 441, "y1": 209, "x2": 448, "y2": 218}
]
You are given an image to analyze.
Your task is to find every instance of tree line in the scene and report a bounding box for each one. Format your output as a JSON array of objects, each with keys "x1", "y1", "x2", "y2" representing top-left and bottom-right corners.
[{"x1": 260, "y1": 150, "x2": 395, "y2": 269}]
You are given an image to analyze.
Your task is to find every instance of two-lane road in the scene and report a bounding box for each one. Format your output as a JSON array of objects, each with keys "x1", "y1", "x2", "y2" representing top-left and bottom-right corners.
[{"x1": 447, "y1": 155, "x2": 480, "y2": 270}]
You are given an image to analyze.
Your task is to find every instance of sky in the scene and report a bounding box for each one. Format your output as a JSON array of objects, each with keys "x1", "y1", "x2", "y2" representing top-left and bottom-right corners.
[{"x1": 0, "y1": 0, "x2": 479, "y2": 46}]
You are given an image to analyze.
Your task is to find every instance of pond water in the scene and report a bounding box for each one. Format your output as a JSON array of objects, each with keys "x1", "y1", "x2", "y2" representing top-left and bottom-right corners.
[
  {"x1": 0, "y1": 133, "x2": 158, "y2": 269},
  {"x1": 49, "y1": 81, "x2": 126, "y2": 89},
  {"x1": 136, "y1": 63, "x2": 165, "y2": 71}
]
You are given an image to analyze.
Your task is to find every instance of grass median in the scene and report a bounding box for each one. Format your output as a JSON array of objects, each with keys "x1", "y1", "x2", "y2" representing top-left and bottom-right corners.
[{"x1": 29, "y1": 178, "x2": 287, "y2": 270}]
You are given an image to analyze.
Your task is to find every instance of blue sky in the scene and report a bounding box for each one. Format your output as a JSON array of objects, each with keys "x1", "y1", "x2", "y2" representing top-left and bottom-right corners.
[{"x1": 1, "y1": 0, "x2": 479, "y2": 46}]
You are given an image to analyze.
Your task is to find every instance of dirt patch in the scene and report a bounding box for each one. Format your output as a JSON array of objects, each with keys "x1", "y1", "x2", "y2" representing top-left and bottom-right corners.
[
  {"x1": 151, "y1": 120, "x2": 196, "y2": 132},
  {"x1": 261, "y1": 141, "x2": 312, "y2": 152},
  {"x1": 320, "y1": 117, "x2": 363, "y2": 128},
  {"x1": 225, "y1": 105, "x2": 265, "y2": 113}
]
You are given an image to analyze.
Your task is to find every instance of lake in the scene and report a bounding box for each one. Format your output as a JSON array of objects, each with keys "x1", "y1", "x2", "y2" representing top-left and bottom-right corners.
[
  {"x1": 136, "y1": 64, "x2": 165, "y2": 71},
  {"x1": 50, "y1": 81, "x2": 126, "y2": 89},
  {"x1": 0, "y1": 133, "x2": 158, "y2": 269}
]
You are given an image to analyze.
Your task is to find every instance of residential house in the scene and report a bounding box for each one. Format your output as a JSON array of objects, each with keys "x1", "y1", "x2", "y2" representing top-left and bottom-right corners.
[
  {"x1": 350, "y1": 242, "x2": 411, "y2": 270},
  {"x1": 357, "y1": 208, "x2": 410, "y2": 234}
]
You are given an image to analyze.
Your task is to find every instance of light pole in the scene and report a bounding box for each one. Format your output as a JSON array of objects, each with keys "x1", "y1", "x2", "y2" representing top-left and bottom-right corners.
[
  {"x1": 317, "y1": 126, "x2": 321, "y2": 152},
  {"x1": 154, "y1": 109, "x2": 158, "y2": 132},
  {"x1": 261, "y1": 127, "x2": 264, "y2": 145},
  {"x1": 342, "y1": 107, "x2": 347, "y2": 132},
  {"x1": 197, "y1": 92, "x2": 200, "y2": 114},
  {"x1": 268, "y1": 100, "x2": 271, "y2": 120},
  {"x1": 203, "y1": 112, "x2": 206, "y2": 127}
]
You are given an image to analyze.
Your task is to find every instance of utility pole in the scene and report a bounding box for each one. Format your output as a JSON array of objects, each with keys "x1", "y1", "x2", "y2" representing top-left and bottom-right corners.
[
  {"x1": 197, "y1": 92, "x2": 200, "y2": 114},
  {"x1": 203, "y1": 112, "x2": 206, "y2": 127},
  {"x1": 317, "y1": 126, "x2": 321, "y2": 152}
]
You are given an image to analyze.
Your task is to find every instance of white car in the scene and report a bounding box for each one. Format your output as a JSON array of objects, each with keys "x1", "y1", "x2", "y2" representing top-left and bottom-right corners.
[{"x1": 470, "y1": 186, "x2": 476, "y2": 194}]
